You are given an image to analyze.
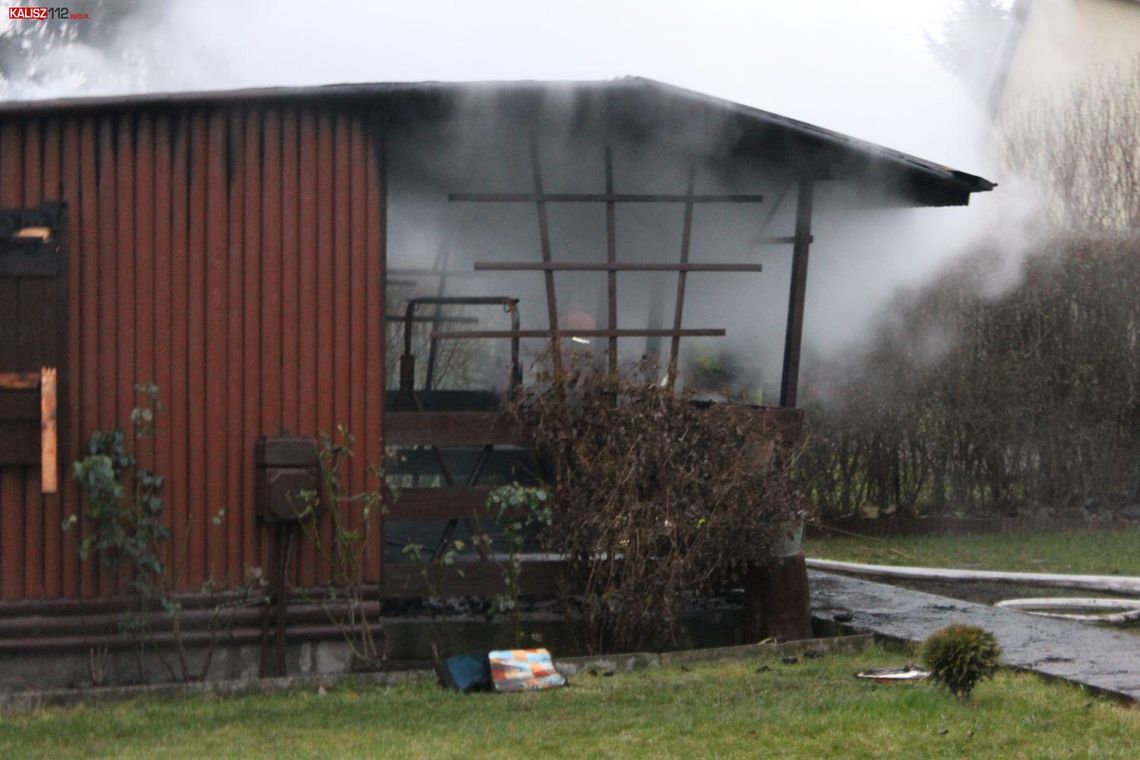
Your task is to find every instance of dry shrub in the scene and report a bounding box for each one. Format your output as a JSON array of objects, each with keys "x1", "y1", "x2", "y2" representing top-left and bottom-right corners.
[
  {"x1": 511, "y1": 352, "x2": 805, "y2": 653},
  {"x1": 803, "y1": 234, "x2": 1140, "y2": 517},
  {"x1": 802, "y1": 59, "x2": 1140, "y2": 519},
  {"x1": 996, "y1": 55, "x2": 1140, "y2": 233}
]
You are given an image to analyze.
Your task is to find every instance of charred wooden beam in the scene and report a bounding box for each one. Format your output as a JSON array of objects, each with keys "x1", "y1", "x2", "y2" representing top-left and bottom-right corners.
[
  {"x1": 473, "y1": 262, "x2": 763, "y2": 272},
  {"x1": 382, "y1": 560, "x2": 562, "y2": 598},
  {"x1": 384, "y1": 315, "x2": 478, "y2": 324},
  {"x1": 430, "y1": 328, "x2": 726, "y2": 340},
  {"x1": 386, "y1": 268, "x2": 479, "y2": 277},
  {"x1": 385, "y1": 411, "x2": 524, "y2": 446},
  {"x1": 605, "y1": 146, "x2": 618, "y2": 373},
  {"x1": 530, "y1": 137, "x2": 561, "y2": 352},
  {"x1": 779, "y1": 181, "x2": 815, "y2": 408},
  {"x1": 388, "y1": 486, "x2": 497, "y2": 521},
  {"x1": 450, "y1": 192, "x2": 764, "y2": 204},
  {"x1": 401, "y1": 296, "x2": 520, "y2": 307},
  {"x1": 668, "y1": 168, "x2": 698, "y2": 388}
]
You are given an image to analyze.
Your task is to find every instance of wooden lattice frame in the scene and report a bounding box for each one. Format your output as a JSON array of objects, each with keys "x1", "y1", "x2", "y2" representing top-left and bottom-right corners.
[{"x1": 444, "y1": 138, "x2": 795, "y2": 387}]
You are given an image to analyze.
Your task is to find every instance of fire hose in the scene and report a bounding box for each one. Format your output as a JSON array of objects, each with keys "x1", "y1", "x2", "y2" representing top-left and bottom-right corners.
[{"x1": 805, "y1": 558, "x2": 1140, "y2": 625}]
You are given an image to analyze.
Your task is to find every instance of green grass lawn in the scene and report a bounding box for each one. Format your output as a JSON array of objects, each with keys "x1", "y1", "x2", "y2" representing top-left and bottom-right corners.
[
  {"x1": 805, "y1": 527, "x2": 1140, "y2": 575},
  {"x1": 2, "y1": 646, "x2": 1139, "y2": 758}
]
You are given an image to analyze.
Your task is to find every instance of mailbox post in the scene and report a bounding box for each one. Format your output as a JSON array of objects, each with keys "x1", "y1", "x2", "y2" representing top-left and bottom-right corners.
[{"x1": 255, "y1": 434, "x2": 319, "y2": 675}]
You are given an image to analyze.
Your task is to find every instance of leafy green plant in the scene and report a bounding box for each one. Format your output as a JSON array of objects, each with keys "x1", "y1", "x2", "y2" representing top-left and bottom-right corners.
[
  {"x1": 70, "y1": 386, "x2": 169, "y2": 608},
  {"x1": 67, "y1": 384, "x2": 257, "y2": 683},
  {"x1": 400, "y1": 536, "x2": 469, "y2": 666},
  {"x1": 297, "y1": 426, "x2": 387, "y2": 669},
  {"x1": 482, "y1": 484, "x2": 551, "y2": 645},
  {"x1": 921, "y1": 624, "x2": 1002, "y2": 702}
]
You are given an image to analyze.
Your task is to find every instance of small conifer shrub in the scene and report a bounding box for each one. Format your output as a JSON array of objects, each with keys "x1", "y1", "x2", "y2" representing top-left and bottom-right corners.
[{"x1": 921, "y1": 624, "x2": 1002, "y2": 702}]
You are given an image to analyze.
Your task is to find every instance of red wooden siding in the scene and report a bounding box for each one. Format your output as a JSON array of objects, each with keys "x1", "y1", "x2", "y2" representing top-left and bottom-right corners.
[{"x1": 0, "y1": 105, "x2": 385, "y2": 599}]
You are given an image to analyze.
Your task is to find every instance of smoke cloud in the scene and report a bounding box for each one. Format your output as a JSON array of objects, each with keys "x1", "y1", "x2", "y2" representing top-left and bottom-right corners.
[{"x1": 3, "y1": 0, "x2": 1022, "y2": 397}]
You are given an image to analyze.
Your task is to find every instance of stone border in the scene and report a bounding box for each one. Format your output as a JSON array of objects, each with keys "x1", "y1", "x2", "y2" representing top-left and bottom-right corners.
[
  {"x1": 0, "y1": 634, "x2": 872, "y2": 716},
  {"x1": 555, "y1": 634, "x2": 871, "y2": 675}
]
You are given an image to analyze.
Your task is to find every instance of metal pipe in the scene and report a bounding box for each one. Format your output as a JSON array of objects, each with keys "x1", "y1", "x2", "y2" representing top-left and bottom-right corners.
[{"x1": 399, "y1": 296, "x2": 522, "y2": 399}]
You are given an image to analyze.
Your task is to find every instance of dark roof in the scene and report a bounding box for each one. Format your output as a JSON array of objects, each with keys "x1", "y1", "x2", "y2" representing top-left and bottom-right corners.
[{"x1": 0, "y1": 77, "x2": 994, "y2": 206}]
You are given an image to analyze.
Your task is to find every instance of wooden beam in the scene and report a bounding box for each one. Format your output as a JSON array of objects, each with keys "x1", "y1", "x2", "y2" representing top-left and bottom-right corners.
[
  {"x1": 385, "y1": 411, "x2": 524, "y2": 446},
  {"x1": 473, "y1": 262, "x2": 763, "y2": 272},
  {"x1": 450, "y1": 192, "x2": 764, "y2": 204},
  {"x1": 779, "y1": 181, "x2": 815, "y2": 408},
  {"x1": 382, "y1": 560, "x2": 561, "y2": 598},
  {"x1": 390, "y1": 486, "x2": 548, "y2": 522},
  {"x1": 0, "y1": 372, "x2": 40, "y2": 390},
  {"x1": 530, "y1": 137, "x2": 561, "y2": 351},
  {"x1": 605, "y1": 146, "x2": 618, "y2": 373},
  {"x1": 430, "y1": 328, "x2": 727, "y2": 340},
  {"x1": 384, "y1": 315, "x2": 478, "y2": 325},
  {"x1": 668, "y1": 168, "x2": 697, "y2": 389},
  {"x1": 386, "y1": 268, "x2": 479, "y2": 278},
  {"x1": 40, "y1": 367, "x2": 57, "y2": 493},
  {"x1": 387, "y1": 486, "x2": 497, "y2": 520}
]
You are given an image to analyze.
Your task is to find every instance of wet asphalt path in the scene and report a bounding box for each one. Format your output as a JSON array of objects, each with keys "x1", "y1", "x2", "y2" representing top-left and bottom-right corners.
[{"x1": 810, "y1": 570, "x2": 1140, "y2": 701}]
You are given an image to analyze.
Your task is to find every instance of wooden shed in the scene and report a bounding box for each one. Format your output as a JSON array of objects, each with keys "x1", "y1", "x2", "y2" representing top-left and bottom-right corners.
[{"x1": 0, "y1": 79, "x2": 993, "y2": 659}]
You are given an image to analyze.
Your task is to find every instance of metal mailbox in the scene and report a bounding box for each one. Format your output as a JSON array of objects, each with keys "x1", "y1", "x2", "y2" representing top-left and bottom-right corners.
[{"x1": 255, "y1": 435, "x2": 320, "y2": 522}]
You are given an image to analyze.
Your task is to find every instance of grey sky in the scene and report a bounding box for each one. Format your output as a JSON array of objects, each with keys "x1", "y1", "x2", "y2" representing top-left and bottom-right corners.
[{"x1": 6, "y1": 0, "x2": 988, "y2": 171}]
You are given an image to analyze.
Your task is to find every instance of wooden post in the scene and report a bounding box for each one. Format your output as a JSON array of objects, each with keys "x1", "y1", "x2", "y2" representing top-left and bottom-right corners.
[
  {"x1": 766, "y1": 181, "x2": 820, "y2": 637},
  {"x1": 40, "y1": 367, "x2": 58, "y2": 493},
  {"x1": 604, "y1": 147, "x2": 618, "y2": 374},
  {"x1": 779, "y1": 180, "x2": 815, "y2": 408},
  {"x1": 528, "y1": 136, "x2": 561, "y2": 361},
  {"x1": 667, "y1": 167, "x2": 697, "y2": 389},
  {"x1": 744, "y1": 554, "x2": 812, "y2": 642}
]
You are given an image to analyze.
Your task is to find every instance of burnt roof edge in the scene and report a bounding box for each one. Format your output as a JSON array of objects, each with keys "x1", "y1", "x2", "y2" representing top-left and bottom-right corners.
[{"x1": 0, "y1": 77, "x2": 996, "y2": 203}]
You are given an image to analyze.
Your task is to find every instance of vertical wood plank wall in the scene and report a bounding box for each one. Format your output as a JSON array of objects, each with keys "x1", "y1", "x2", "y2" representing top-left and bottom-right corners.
[{"x1": 0, "y1": 104, "x2": 384, "y2": 599}]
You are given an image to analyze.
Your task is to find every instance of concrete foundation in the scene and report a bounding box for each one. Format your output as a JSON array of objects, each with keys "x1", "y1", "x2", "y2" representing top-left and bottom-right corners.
[{"x1": 0, "y1": 607, "x2": 748, "y2": 692}]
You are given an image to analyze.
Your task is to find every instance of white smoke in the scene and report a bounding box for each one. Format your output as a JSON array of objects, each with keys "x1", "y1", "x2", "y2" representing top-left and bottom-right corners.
[{"x1": 4, "y1": 0, "x2": 1024, "y2": 391}]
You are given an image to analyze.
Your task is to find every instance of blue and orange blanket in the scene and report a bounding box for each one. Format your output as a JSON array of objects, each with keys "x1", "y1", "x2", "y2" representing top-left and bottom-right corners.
[{"x1": 437, "y1": 648, "x2": 567, "y2": 692}]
